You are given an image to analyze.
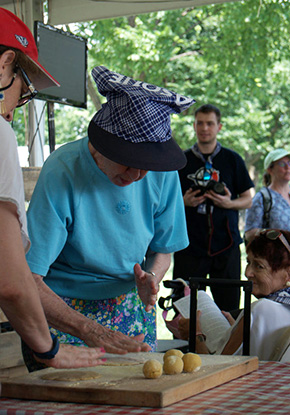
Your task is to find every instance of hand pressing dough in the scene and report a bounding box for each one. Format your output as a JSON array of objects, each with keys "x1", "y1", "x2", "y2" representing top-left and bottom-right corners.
[
  {"x1": 41, "y1": 370, "x2": 101, "y2": 382},
  {"x1": 182, "y1": 353, "x2": 202, "y2": 373},
  {"x1": 143, "y1": 359, "x2": 163, "y2": 379},
  {"x1": 163, "y1": 349, "x2": 184, "y2": 362},
  {"x1": 163, "y1": 355, "x2": 184, "y2": 375}
]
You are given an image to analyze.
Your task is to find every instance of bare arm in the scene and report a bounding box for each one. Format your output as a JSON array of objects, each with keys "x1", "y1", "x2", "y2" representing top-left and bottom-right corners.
[
  {"x1": 33, "y1": 273, "x2": 150, "y2": 354},
  {"x1": 0, "y1": 202, "x2": 53, "y2": 352},
  {"x1": 196, "y1": 317, "x2": 243, "y2": 355},
  {"x1": 0, "y1": 202, "x2": 106, "y2": 367},
  {"x1": 178, "y1": 312, "x2": 243, "y2": 355},
  {"x1": 134, "y1": 250, "x2": 171, "y2": 312}
]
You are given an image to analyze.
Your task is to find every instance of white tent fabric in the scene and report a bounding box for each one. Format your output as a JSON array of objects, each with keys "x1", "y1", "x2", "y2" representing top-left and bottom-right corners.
[
  {"x1": 0, "y1": 0, "x2": 238, "y2": 25},
  {"x1": 48, "y1": 0, "x2": 235, "y2": 24}
]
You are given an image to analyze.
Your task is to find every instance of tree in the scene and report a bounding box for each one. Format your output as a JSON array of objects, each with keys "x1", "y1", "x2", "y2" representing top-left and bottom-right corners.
[{"x1": 13, "y1": 0, "x2": 290, "y2": 187}]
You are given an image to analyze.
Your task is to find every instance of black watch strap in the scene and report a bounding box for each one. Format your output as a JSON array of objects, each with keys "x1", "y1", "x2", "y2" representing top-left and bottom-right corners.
[{"x1": 33, "y1": 333, "x2": 60, "y2": 360}]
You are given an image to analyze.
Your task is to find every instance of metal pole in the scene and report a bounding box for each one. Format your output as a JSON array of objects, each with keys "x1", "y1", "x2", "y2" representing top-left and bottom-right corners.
[
  {"x1": 189, "y1": 278, "x2": 252, "y2": 355},
  {"x1": 47, "y1": 102, "x2": 55, "y2": 153}
]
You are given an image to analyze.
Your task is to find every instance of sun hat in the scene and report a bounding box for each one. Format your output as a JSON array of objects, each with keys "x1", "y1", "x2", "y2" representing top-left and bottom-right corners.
[
  {"x1": 264, "y1": 149, "x2": 290, "y2": 170},
  {"x1": 88, "y1": 66, "x2": 195, "y2": 171},
  {"x1": 0, "y1": 7, "x2": 59, "y2": 90}
]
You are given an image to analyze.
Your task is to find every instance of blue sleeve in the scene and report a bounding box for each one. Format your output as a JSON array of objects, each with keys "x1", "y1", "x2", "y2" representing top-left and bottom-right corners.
[
  {"x1": 245, "y1": 192, "x2": 263, "y2": 232},
  {"x1": 149, "y1": 171, "x2": 189, "y2": 253},
  {"x1": 26, "y1": 163, "x2": 74, "y2": 276}
]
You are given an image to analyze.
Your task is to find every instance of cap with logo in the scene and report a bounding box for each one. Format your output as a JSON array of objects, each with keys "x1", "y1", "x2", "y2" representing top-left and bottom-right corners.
[
  {"x1": 88, "y1": 66, "x2": 195, "y2": 171},
  {"x1": 0, "y1": 7, "x2": 59, "y2": 90}
]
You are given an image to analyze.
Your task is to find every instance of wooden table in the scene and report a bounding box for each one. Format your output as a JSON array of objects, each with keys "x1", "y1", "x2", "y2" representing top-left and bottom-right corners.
[{"x1": 0, "y1": 361, "x2": 289, "y2": 414}]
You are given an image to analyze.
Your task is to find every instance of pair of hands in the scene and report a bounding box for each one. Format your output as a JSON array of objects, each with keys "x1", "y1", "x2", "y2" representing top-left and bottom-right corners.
[
  {"x1": 35, "y1": 329, "x2": 151, "y2": 370},
  {"x1": 74, "y1": 263, "x2": 158, "y2": 356},
  {"x1": 184, "y1": 186, "x2": 232, "y2": 209}
]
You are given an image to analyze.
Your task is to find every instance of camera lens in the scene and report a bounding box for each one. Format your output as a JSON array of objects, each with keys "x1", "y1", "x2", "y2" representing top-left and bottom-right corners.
[{"x1": 213, "y1": 182, "x2": 225, "y2": 195}]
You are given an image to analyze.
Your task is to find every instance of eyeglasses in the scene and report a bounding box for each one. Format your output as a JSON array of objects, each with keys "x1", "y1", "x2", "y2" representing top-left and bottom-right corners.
[
  {"x1": 203, "y1": 160, "x2": 212, "y2": 181},
  {"x1": 259, "y1": 229, "x2": 290, "y2": 254},
  {"x1": 0, "y1": 66, "x2": 38, "y2": 108},
  {"x1": 16, "y1": 65, "x2": 38, "y2": 108},
  {"x1": 276, "y1": 160, "x2": 290, "y2": 169}
]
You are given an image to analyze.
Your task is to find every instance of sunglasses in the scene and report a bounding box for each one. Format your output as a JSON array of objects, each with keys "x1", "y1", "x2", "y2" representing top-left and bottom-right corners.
[
  {"x1": 0, "y1": 65, "x2": 38, "y2": 108},
  {"x1": 259, "y1": 229, "x2": 290, "y2": 254},
  {"x1": 203, "y1": 160, "x2": 212, "y2": 181},
  {"x1": 16, "y1": 65, "x2": 38, "y2": 107}
]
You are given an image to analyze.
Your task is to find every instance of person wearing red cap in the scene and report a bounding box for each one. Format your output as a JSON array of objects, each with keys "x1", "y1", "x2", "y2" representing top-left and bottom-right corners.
[{"x1": 0, "y1": 8, "x2": 138, "y2": 369}]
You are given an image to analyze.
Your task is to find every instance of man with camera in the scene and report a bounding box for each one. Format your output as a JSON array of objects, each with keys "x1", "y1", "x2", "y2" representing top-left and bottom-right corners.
[{"x1": 173, "y1": 104, "x2": 254, "y2": 312}]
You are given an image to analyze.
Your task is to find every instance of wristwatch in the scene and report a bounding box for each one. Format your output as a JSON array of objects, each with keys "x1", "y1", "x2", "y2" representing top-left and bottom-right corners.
[{"x1": 33, "y1": 333, "x2": 60, "y2": 360}]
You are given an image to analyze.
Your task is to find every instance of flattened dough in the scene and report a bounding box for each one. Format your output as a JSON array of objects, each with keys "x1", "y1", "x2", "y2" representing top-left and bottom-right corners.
[
  {"x1": 41, "y1": 370, "x2": 101, "y2": 382},
  {"x1": 102, "y1": 356, "x2": 143, "y2": 366}
]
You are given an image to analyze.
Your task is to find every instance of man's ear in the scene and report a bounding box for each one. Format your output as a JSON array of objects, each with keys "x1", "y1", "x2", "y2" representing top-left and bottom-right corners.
[{"x1": 218, "y1": 123, "x2": 222, "y2": 132}]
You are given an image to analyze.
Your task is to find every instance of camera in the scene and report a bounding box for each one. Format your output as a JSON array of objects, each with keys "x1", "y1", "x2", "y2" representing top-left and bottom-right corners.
[
  {"x1": 190, "y1": 180, "x2": 226, "y2": 196},
  {"x1": 187, "y1": 172, "x2": 226, "y2": 196}
]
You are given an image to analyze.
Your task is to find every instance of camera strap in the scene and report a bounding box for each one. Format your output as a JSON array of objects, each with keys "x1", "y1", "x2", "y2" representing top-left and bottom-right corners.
[{"x1": 206, "y1": 201, "x2": 233, "y2": 256}]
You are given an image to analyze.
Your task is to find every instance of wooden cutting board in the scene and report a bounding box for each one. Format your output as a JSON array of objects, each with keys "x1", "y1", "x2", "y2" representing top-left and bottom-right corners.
[{"x1": 1, "y1": 353, "x2": 258, "y2": 408}]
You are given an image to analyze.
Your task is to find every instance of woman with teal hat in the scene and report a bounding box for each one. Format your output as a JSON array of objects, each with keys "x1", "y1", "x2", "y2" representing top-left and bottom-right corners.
[{"x1": 245, "y1": 148, "x2": 290, "y2": 243}]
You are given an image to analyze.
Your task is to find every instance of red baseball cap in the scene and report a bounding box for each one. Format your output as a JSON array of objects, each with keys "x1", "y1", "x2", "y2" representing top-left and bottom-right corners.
[{"x1": 0, "y1": 7, "x2": 59, "y2": 90}]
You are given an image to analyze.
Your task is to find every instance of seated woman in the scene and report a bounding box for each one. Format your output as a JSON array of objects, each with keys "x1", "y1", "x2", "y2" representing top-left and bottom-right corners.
[{"x1": 178, "y1": 229, "x2": 290, "y2": 361}]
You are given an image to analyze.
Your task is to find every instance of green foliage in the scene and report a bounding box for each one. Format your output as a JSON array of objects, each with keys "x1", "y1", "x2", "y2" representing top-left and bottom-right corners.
[{"x1": 13, "y1": 0, "x2": 290, "y2": 186}]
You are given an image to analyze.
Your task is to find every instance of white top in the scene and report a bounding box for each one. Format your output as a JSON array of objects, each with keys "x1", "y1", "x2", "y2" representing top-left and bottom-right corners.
[
  {"x1": 0, "y1": 116, "x2": 30, "y2": 252},
  {"x1": 234, "y1": 298, "x2": 290, "y2": 361}
]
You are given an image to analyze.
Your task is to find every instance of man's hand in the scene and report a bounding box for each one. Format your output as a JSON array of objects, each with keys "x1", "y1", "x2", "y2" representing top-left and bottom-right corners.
[
  {"x1": 184, "y1": 188, "x2": 207, "y2": 207},
  {"x1": 204, "y1": 186, "x2": 232, "y2": 208},
  {"x1": 134, "y1": 263, "x2": 159, "y2": 312}
]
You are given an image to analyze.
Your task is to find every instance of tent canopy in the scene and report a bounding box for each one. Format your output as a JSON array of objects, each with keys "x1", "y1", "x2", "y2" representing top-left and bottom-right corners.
[{"x1": 1, "y1": 0, "x2": 238, "y2": 25}]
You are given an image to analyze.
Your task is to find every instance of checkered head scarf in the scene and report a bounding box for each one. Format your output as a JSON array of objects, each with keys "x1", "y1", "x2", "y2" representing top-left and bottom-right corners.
[{"x1": 88, "y1": 66, "x2": 195, "y2": 171}]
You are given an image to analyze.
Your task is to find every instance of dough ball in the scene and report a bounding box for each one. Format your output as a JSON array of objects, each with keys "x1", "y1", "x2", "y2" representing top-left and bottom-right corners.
[
  {"x1": 143, "y1": 359, "x2": 163, "y2": 379},
  {"x1": 182, "y1": 353, "x2": 202, "y2": 373},
  {"x1": 163, "y1": 349, "x2": 184, "y2": 362},
  {"x1": 163, "y1": 355, "x2": 184, "y2": 375}
]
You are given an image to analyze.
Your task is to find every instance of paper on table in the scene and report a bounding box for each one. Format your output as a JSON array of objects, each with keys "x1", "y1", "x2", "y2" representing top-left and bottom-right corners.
[{"x1": 174, "y1": 290, "x2": 232, "y2": 354}]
